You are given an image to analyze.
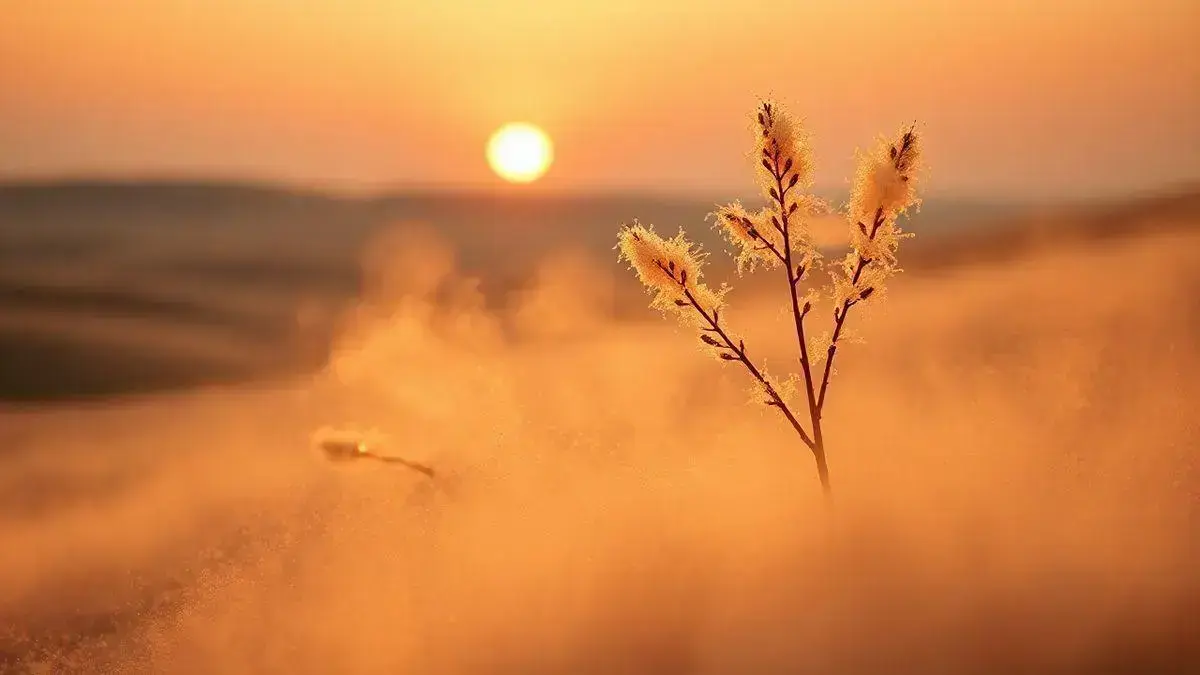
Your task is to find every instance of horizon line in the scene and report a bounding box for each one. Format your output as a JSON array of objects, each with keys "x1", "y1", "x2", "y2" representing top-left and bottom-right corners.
[{"x1": 1, "y1": 172, "x2": 1196, "y2": 209}]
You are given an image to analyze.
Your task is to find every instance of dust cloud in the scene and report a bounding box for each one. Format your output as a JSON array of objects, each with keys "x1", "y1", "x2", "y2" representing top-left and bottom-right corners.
[{"x1": 1, "y1": 218, "x2": 1197, "y2": 674}]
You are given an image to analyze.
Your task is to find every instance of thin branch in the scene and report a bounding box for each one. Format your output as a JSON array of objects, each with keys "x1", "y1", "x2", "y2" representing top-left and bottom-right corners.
[
  {"x1": 733, "y1": 215, "x2": 786, "y2": 265},
  {"x1": 317, "y1": 439, "x2": 436, "y2": 478},
  {"x1": 756, "y1": 112, "x2": 831, "y2": 494},
  {"x1": 767, "y1": 141, "x2": 822, "y2": 451},
  {"x1": 655, "y1": 260, "x2": 818, "y2": 452},
  {"x1": 372, "y1": 453, "x2": 437, "y2": 478},
  {"x1": 754, "y1": 236, "x2": 787, "y2": 265},
  {"x1": 816, "y1": 206, "x2": 885, "y2": 413}
]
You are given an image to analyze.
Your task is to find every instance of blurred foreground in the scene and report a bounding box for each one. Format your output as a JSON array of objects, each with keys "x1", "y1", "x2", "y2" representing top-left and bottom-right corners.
[{"x1": 0, "y1": 191, "x2": 1197, "y2": 673}]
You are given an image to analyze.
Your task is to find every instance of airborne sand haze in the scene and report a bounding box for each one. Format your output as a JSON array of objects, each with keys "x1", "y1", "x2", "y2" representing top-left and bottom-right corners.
[
  {"x1": 1, "y1": 206, "x2": 1197, "y2": 673},
  {"x1": 1, "y1": 0, "x2": 1197, "y2": 669}
]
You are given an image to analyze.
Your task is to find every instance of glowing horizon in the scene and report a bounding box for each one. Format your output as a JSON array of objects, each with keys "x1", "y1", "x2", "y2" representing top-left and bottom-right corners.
[{"x1": 0, "y1": 0, "x2": 1196, "y2": 199}]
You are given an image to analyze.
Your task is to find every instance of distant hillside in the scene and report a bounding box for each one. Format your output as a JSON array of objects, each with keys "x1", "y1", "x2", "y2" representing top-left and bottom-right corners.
[
  {"x1": 0, "y1": 180, "x2": 1194, "y2": 403},
  {"x1": 903, "y1": 185, "x2": 1200, "y2": 272},
  {"x1": 0, "y1": 179, "x2": 1042, "y2": 270},
  {"x1": 0, "y1": 179, "x2": 1035, "y2": 294}
]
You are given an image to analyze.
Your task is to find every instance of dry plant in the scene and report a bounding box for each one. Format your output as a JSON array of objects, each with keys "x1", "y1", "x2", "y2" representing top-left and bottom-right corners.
[{"x1": 617, "y1": 100, "x2": 923, "y2": 497}]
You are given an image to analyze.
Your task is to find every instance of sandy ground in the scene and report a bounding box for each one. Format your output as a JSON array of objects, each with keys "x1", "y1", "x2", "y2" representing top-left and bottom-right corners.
[{"x1": 0, "y1": 216, "x2": 1197, "y2": 674}]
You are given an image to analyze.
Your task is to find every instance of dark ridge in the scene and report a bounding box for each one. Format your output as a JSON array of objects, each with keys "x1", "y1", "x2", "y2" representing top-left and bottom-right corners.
[
  {"x1": 0, "y1": 237, "x2": 113, "y2": 262},
  {"x1": 0, "y1": 284, "x2": 281, "y2": 341},
  {"x1": 0, "y1": 179, "x2": 358, "y2": 211},
  {"x1": 0, "y1": 330, "x2": 253, "y2": 404},
  {"x1": 0, "y1": 179, "x2": 1194, "y2": 404},
  {"x1": 136, "y1": 257, "x2": 362, "y2": 297},
  {"x1": 904, "y1": 188, "x2": 1200, "y2": 273}
]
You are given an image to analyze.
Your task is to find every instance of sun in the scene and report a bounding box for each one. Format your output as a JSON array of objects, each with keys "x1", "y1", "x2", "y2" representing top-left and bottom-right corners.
[{"x1": 486, "y1": 123, "x2": 553, "y2": 184}]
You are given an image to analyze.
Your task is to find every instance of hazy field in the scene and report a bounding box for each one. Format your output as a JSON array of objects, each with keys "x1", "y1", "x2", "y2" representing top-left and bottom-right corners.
[{"x1": 1, "y1": 187, "x2": 1197, "y2": 673}]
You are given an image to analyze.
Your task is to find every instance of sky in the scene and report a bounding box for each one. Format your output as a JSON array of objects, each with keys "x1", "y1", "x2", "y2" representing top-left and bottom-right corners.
[{"x1": 1, "y1": 0, "x2": 1197, "y2": 200}]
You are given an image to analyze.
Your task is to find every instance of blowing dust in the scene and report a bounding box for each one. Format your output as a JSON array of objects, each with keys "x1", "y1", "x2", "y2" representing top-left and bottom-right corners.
[{"x1": 1, "y1": 220, "x2": 1197, "y2": 674}]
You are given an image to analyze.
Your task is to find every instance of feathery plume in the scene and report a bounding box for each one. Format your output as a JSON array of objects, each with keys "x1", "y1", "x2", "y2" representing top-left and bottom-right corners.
[
  {"x1": 833, "y1": 126, "x2": 924, "y2": 306},
  {"x1": 712, "y1": 202, "x2": 783, "y2": 273},
  {"x1": 615, "y1": 99, "x2": 927, "y2": 500},
  {"x1": 849, "y1": 126, "x2": 922, "y2": 224},
  {"x1": 816, "y1": 126, "x2": 925, "y2": 414},
  {"x1": 616, "y1": 221, "x2": 725, "y2": 320},
  {"x1": 754, "y1": 100, "x2": 815, "y2": 197}
]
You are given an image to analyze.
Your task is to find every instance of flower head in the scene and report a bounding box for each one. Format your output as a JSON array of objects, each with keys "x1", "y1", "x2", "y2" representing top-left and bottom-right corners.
[
  {"x1": 829, "y1": 126, "x2": 924, "y2": 306},
  {"x1": 616, "y1": 222, "x2": 725, "y2": 318},
  {"x1": 849, "y1": 126, "x2": 923, "y2": 224},
  {"x1": 754, "y1": 101, "x2": 815, "y2": 197},
  {"x1": 711, "y1": 201, "x2": 782, "y2": 274}
]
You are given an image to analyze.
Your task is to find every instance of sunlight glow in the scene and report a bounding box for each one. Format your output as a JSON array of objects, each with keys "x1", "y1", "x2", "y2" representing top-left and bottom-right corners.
[{"x1": 486, "y1": 123, "x2": 553, "y2": 183}]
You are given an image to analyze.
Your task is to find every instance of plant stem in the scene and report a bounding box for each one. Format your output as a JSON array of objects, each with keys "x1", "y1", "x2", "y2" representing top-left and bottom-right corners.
[
  {"x1": 769, "y1": 149, "x2": 831, "y2": 496},
  {"x1": 684, "y1": 288, "x2": 818, "y2": 452},
  {"x1": 816, "y1": 206, "x2": 884, "y2": 413},
  {"x1": 372, "y1": 453, "x2": 436, "y2": 478}
]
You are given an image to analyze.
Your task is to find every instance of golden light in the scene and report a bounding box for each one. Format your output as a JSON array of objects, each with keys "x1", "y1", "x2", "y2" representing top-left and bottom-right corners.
[{"x1": 486, "y1": 123, "x2": 553, "y2": 183}]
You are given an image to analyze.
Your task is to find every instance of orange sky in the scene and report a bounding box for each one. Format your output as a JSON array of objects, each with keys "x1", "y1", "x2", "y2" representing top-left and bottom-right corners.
[{"x1": 1, "y1": 0, "x2": 1197, "y2": 199}]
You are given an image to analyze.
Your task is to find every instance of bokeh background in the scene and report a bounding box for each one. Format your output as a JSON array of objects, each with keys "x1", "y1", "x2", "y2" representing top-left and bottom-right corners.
[{"x1": 1, "y1": 1, "x2": 1197, "y2": 673}]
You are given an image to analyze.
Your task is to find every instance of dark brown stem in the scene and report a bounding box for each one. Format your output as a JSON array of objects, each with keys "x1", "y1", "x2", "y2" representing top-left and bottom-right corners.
[
  {"x1": 816, "y1": 206, "x2": 885, "y2": 413},
  {"x1": 655, "y1": 257, "x2": 818, "y2": 452},
  {"x1": 752, "y1": 233, "x2": 787, "y2": 266},
  {"x1": 683, "y1": 287, "x2": 818, "y2": 452},
  {"x1": 766, "y1": 138, "x2": 830, "y2": 496},
  {"x1": 372, "y1": 453, "x2": 436, "y2": 478}
]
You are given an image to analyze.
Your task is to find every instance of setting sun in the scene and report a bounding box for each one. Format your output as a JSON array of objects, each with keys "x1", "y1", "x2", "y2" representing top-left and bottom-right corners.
[{"x1": 486, "y1": 123, "x2": 553, "y2": 184}]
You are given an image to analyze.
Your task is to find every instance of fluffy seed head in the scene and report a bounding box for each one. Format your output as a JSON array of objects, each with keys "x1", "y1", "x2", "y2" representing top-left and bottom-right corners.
[
  {"x1": 616, "y1": 222, "x2": 725, "y2": 318},
  {"x1": 616, "y1": 222, "x2": 699, "y2": 294},
  {"x1": 849, "y1": 126, "x2": 923, "y2": 224},
  {"x1": 754, "y1": 101, "x2": 815, "y2": 198},
  {"x1": 711, "y1": 202, "x2": 782, "y2": 274}
]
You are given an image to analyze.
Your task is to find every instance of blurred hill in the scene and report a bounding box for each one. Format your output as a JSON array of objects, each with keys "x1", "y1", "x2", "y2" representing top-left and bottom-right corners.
[{"x1": 0, "y1": 181, "x2": 1196, "y2": 403}]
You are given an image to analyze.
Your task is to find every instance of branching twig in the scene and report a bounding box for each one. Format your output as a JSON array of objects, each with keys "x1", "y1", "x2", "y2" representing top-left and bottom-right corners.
[
  {"x1": 617, "y1": 105, "x2": 923, "y2": 500},
  {"x1": 816, "y1": 206, "x2": 884, "y2": 413},
  {"x1": 653, "y1": 259, "x2": 818, "y2": 452},
  {"x1": 373, "y1": 454, "x2": 437, "y2": 478},
  {"x1": 318, "y1": 438, "x2": 436, "y2": 478},
  {"x1": 760, "y1": 103, "x2": 830, "y2": 494}
]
